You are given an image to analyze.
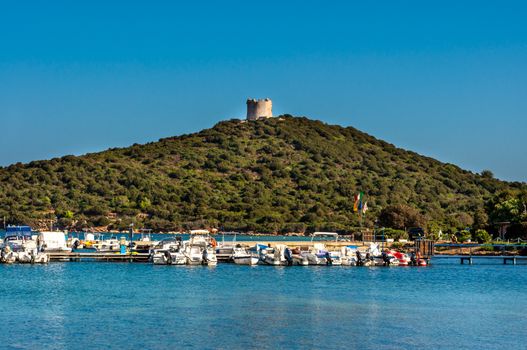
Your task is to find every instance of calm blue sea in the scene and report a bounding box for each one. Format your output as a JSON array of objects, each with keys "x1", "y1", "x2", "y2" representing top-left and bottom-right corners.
[{"x1": 0, "y1": 259, "x2": 525, "y2": 350}]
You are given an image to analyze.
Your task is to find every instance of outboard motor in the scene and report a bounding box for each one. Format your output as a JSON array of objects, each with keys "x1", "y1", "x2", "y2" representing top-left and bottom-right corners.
[
  {"x1": 356, "y1": 250, "x2": 363, "y2": 266},
  {"x1": 164, "y1": 250, "x2": 172, "y2": 265},
  {"x1": 72, "y1": 239, "x2": 80, "y2": 251},
  {"x1": 284, "y1": 248, "x2": 293, "y2": 266},
  {"x1": 382, "y1": 251, "x2": 391, "y2": 266},
  {"x1": 325, "y1": 251, "x2": 333, "y2": 266},
  {"x1": 410, "y1": 252, "x2": 417, "y2": 266}
]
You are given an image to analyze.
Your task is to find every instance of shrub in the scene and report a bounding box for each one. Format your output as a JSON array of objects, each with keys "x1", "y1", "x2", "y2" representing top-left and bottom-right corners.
[
  {"x1": 473, "y1": 229, "x2": 492, "y2": 243},
  {"x1": 456, "y1": 230, "x2": 472, "y2": 242},
  {"x1": 382, "y1": 228, "x2": 408, "y2": 240}
]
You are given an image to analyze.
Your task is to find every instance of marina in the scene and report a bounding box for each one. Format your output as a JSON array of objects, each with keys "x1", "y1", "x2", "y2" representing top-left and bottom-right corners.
[
  {"x1": 2, "y1": 227, "x2": 440, "y2": 267},
  {"x1": 3, "y1": 226, "x2": 526, "y2": 266}
]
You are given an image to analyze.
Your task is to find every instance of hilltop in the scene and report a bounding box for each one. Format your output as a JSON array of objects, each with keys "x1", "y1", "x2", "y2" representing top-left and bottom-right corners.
[{"x1": 0, "y1": 116, "x2": 524, "y2": 235}]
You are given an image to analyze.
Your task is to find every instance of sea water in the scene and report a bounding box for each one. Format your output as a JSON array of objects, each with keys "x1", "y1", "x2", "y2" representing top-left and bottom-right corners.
[{"x1": 0, "y1": 260, "x2": 525, "y2": 350}]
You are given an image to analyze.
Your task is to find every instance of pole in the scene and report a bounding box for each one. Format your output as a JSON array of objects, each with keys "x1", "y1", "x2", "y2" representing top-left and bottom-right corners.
[
  {"x1": 359, "y1": 209, "x2": 363, "y2": 228},
  {"x1": 129, "y1": 223, "x2": 134, "y2": 255}
]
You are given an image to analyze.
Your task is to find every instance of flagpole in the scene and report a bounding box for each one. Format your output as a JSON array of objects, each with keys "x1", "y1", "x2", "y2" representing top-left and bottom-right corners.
[{"x1": 359, "y1": 208, "x2": 363, "y2": 228}]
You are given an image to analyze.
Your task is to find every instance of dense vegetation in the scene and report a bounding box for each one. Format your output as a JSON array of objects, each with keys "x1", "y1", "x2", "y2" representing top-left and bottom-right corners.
[{"x1": 0, "y1": 116, "x2": 525, "y2": 237}]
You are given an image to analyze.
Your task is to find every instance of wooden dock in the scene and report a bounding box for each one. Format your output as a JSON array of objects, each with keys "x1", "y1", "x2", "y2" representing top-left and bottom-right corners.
[
  {"x1": 48, "y1": 252, "x2": 150, "y2": 262},
  {"x1": 434, "y1": 255, "x2": 527, "y2": 265}
]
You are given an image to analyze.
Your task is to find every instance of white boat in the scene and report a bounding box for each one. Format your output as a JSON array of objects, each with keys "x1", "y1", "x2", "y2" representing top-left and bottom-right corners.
[
  {"x1": 0, "y1": 244, "x2": 48, "y2": 264},
  {"x1": 366, "y1": 243, "x2": 400, "y2": 266},
  {"x1": 355, "y1": 250, "x2": 374, "y2": 266},
  {"x1": 152, "y1": 238, "x2": 186, "y2": 265},
  {"x1": 184, "y1": 230, "x2": 218, "y2": 266},
  {"x1": 232, "y1": 246, "x2": 259, "y2": 265},
  {"x1": 303, "y1": 244, "x2": 342, "y2": 266},
  {"x1": 340, "y1": 245, "x2": 359, "y2": 266},
  {"x1": 306, "y1": 232, "x2": 343, "y2": 266},
  {"x1": 91, "y1": 236, "x2": 125, "y2": 253},
  {"x1": 15, "y1": 249, "x2": 49, "y2": 264},
  {"x1": 38, "y1": 231, "x2": 72, "y2": 252},
  {"x1": 3, "y1": 226, "x2": 37, "y2": 252},
  {"x1": 0, "y1": 246, "x2": 17, "y2": 264},
  {"x1": 284, "y1": 246, "x2": 309, "y2": 266},
  {"x1": 258, "y1": 245, "x2": 285, "y2": 266}
]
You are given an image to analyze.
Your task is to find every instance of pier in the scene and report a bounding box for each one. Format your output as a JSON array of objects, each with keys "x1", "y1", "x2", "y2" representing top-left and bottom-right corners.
[
  {"x1": 47, "y1": 252, "x2": 150, "y2": 262},
  {"x1": 434, "y1": 255, "x2": 527, "y2": 265}
]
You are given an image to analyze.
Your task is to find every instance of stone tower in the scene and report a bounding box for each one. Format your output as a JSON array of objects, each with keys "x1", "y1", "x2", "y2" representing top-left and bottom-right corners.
[{"x1": 246, "y1": 98, "x2": 272, "y2": 120}]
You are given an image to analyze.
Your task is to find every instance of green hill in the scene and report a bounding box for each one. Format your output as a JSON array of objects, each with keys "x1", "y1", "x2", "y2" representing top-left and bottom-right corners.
[{"x1": 0, "y1": 116, "x2": 524, "y2": 235}]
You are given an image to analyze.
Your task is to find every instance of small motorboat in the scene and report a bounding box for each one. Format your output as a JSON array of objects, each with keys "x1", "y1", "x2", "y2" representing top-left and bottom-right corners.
[
  {"x1": 3, "y1": 226, "x2": 38, "y2": 253},
  {"x1": 0, "y1": 246, "x2": 17, "y2": 264},
  {"x1": 183, "y1": 230, "x2": 218, "y2": 266},
  {"x1": 232, "y1": 246, "x2": 259, "y2": 265},
  {"x1": 303, "y1": 245, "x2": 342, "y2": 266},
  {"x1": 286, "y1": 247, "x2": 309, "y2": 266},
  {"x1": 390, "y1": 250, "x2": 411, "y2": 266},
  {"x1": 355, "y1": 250, "x2": 374, "y2": 267},
  {"x1": 16, "y1": 249, "x2": 49, "y2": 264},
  {"x1": 152, "y1": 238, "x2": 186, "y2": 265},
  {"x1": 258, "y1": 246, "x2": 284, "y2": 266},
  {"x1": 341, "y1": 246, "x2": 359, "y2": 266},
  {"x1": 91, "y1": 236, "x2": 122, "y2": 253}
]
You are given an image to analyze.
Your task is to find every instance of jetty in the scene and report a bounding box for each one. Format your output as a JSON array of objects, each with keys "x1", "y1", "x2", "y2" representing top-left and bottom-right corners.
[
  {"x1": 434, "y1": 255, "x2": 527, "y2": 265},
  {"x1": 47, "y1": 252, "x2": 150, "y2": 262}
]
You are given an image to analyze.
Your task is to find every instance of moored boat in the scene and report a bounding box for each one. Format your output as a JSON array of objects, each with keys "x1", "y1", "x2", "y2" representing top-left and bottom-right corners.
[
  {"x1": 38, "y1": 231, "x2": 72, "y2": 253},
  {"x1": 183, "y1": 230, "x2": 218, "y2": 266},
  {"x1": 232, "y1": 245, "x2": 259, "y2": 265},
  {"x1": 152, "y1": 238, "x2": 187, "y2": 265}
]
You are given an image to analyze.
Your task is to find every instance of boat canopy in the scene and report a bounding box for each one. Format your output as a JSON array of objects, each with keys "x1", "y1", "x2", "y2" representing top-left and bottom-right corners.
[
  {"x1": 311, "y1": 232, "x2": 339, "y2": 242},
  {"x1": 5, "y1": 225, "x2": 32, "y2": 238},
  {"x1": 248, "y1": 244, "x2": 268, "y2": 252},
  {"x1": 6, "y1": 225, "x2": 32, "y2": 233},
  {"x1": 190, "y1": 229, "x2": 210, "y2": 235}
]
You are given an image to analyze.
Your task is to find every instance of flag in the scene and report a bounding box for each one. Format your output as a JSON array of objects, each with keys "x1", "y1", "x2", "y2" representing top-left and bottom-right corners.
[
  {"x1": 354, "y1": 192, "x2": 363, "y2": 213},
  {"x1": 353, "y1": 194, "x2": 359, "y2": 212},
  {"x1": 362, "y1": 201, "x2": 368, "y2": 215}
]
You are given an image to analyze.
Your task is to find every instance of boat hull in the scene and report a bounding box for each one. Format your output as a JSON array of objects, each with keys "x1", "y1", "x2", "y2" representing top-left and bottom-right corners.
[{"x1": 234, "y1": 256, "x2": 259, "y2": 265}]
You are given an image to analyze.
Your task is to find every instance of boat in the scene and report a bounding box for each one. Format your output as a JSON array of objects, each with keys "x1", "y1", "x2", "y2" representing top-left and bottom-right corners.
[
  {"x1": 0, "y1": 245, "x2": 18, "y2": 264},
  {"x1": 304, "y1": 232, "x2": 343, "y2": 266},
  {"x1": 354, "y1": 250, "x2": 374, "y2": 267},
  {"x1": 302, "y1": 245, "x2": 342, "y2": 266},
  {"x1": 90, "y1": 235, "x2": 124, "y2": 253},
  {"x1": 2, "y1": 225, "x2": 37, "y2": 252},
  {"x1": 409, "y1": 251, "x2": 428, "y2": 266},
  {"x1": 232, "y1": 245, "x2": 259, "y2": 265},
  {"x1": 215, "y1": 232, "x2": 242, "y2": 262},
  {"x1": 365, "y1": 243, "x2": 400, "y2": 266},
  {"x1": 340, "y1": 245, "x2": 359, "y2": 266},
  {"x1": 0, "y1": 226, "x2": 48, "y2": 263},
  {"x1": 258, "y1": 245, "x2": 284, "y2": 265},
  {"x1": 183, "y1": 230, "x2": 218, "y2": 266},
  {"x1": 151, "y1": 238, "x2": 187, "y2": 265},
  {"x1": 15, "y1": 249, "x2": 49, "y2": 264},
  {"x1": 284, "y1": 246, "x2": 309, "y2": 266},
  {"x1": 37, "y1": 231, "x2": 72, "y2": 252},
  {"x1": 389, "y1": 250, "x2": 411, "y2": 266}
]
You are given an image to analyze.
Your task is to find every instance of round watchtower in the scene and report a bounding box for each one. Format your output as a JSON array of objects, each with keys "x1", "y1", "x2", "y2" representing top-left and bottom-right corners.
[{"x1": 246, "y1": 98, "x2": 273, "y2": 120}]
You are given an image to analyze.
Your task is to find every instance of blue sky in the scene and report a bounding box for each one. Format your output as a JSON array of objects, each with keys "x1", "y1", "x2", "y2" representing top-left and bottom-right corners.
[{"x1": 1, "y1": 1, "x2": 526, "y2": 181}]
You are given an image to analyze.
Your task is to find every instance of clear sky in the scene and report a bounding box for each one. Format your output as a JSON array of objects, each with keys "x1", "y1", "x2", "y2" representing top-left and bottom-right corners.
[{"x1": 1, "y1": 1, "x2": 526, "y2": 182}]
